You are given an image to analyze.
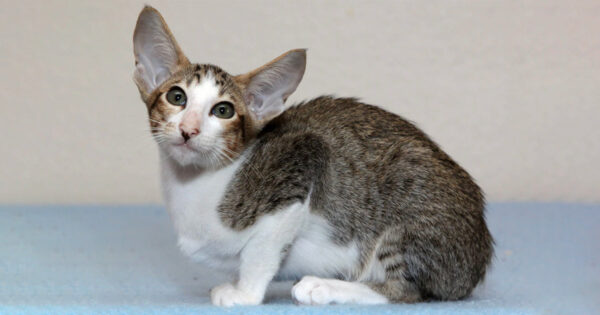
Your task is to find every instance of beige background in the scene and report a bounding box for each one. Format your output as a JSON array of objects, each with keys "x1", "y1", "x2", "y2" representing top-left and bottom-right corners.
[{"x1": 1, "y1": 0, "x2": 599, "y2": 204}]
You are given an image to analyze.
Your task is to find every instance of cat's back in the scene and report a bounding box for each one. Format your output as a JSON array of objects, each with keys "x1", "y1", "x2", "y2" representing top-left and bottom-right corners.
[
  {"x1": 260, "y1": 95, "x2": 457, "y2": 180},
  {"x1": 266, "y1": 96, "x2": 433, "y2": 150},
  {"x1": 252, "y1": 96, "x2": 484, "y2": 215}
]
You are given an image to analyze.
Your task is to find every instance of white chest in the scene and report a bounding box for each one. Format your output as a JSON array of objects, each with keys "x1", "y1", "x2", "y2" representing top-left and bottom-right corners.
[{"x1": 160, "y1": 154, "x2": 250, "y2": 270}]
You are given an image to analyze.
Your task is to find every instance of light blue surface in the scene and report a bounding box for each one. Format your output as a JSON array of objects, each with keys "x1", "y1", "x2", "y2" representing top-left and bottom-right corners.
[{"x1": 0, "y1": 203, "x2": 598, "y2": 315}]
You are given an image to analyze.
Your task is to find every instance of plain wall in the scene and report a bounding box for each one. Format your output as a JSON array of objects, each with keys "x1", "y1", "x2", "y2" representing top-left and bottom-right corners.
[{"x1": 1, "y1": 0, "x2": 599, "y2": 204}]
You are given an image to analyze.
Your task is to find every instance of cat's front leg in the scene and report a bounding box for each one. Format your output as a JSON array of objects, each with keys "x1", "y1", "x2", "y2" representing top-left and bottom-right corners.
[
  {"x1": 210, "y1": 202, "x2": 306, "y2": 306},
  {"x1": 210, "y1": 240, "x2": 278, "y2": 307}
]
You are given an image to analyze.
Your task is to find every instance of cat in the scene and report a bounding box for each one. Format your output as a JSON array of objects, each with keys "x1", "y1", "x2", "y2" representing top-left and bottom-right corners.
[{"x1": 132, "y1": 6, "x2": 493, "y2": 307}]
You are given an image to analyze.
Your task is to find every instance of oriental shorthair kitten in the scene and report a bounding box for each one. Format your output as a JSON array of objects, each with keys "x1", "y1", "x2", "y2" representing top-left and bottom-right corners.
[{"x1": 132, "y1": 6, "x2": 493, "y2": 307}]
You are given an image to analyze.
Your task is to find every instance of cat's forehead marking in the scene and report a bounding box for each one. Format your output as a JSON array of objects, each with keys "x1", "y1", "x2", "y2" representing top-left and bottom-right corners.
[{"x1": 185, "y1": 64, "x2": 233, "y2": 97}]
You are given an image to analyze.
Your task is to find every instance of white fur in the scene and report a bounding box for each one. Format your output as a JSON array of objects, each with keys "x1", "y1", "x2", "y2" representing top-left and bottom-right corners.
[
  {"x1": 161, "y1": 152, "x2": 247, "y2": 272},
  {"x1": 210, "y1": 282, "x2": 260, "y2": 306},
  {"x1": 211, "y1": 201, "x2": 309, "y2": 306},
  {"x1": 292, "y1": 276, "x2": 388, "y2": 305},
  {"x1": 277, "y1": 215, "x2": 360, "y2": 280}
]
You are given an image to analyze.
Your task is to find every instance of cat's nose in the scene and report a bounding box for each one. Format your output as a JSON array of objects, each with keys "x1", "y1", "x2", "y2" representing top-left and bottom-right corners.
[
  {"x1": 180, "y1": 127, "x2": 199, "y2": 142},
  {"x1": 179, "y1": 112, "x2": 200, "y2": 142},
  {"x1": 179, "y1": 121, "x2": 199, "y2": 142}
]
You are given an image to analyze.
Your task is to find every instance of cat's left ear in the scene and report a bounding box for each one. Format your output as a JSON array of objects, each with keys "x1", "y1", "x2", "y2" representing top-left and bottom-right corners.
[
  {"x1": 133, "y1": 6, "x2": 190, "y2": 101},
  {"x1": 235, "y1": 49, "x2": 306, "y2": 129}
]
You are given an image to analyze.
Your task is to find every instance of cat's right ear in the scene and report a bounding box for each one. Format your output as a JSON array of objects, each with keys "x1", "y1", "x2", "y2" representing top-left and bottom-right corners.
[{"x1": 133, "y1": 6, "x2": 189, "y2": 101}]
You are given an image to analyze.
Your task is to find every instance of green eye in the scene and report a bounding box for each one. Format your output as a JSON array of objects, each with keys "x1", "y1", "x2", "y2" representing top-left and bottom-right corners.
[
  {"x1": 211, "y1": 102, "x2": 235, "y2": 119},
  {"x1": 166, "y1": 87, "x2": 187, "y2": 106}
]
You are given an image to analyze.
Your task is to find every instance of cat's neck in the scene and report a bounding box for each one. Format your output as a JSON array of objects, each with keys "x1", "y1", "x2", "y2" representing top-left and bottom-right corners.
[
  {"x1": 159, "y1": 151, "x2": 208, "y2": 183},
  {"x1": 158, "y1": 148, "x2": 248, "y2": 185}
]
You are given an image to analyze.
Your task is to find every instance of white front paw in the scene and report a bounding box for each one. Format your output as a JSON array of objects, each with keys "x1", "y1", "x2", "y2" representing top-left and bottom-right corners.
[
  {"x1": 210, "y1": 282, "x2": 262, "y2": 306},
  {"x1": 292, "y1": 276, "x2": 335, "y2": 305}
]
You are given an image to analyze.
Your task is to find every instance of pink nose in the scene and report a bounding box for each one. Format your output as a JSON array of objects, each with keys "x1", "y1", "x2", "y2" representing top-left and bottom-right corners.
[{"x1": 179, "y1": 113, "x2": 200, "y2": 142}]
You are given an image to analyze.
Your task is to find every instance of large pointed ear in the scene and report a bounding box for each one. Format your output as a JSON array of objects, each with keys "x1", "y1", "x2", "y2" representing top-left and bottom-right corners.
[
  {"x1": 133, "y1": 6, "x2": 190, "y2": 100},
  {"x1": 235, "y1": 49, "x2": 306, "y2": 128}
]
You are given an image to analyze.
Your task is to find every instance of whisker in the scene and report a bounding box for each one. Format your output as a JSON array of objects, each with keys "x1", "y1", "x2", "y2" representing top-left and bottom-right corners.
[{"x1": 219, "y1": 145, "x2": 264, "y2": 182}]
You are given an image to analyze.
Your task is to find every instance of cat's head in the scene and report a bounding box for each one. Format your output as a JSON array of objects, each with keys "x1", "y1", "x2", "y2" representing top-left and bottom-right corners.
[{"x1": 133, "y1": 6, "x2": 306, "y2": 168}]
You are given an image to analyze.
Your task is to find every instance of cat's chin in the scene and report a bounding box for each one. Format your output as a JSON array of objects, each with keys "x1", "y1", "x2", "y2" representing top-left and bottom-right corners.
[{"x1": 162, "y1": 144, "x2": 224, "y2": 169}]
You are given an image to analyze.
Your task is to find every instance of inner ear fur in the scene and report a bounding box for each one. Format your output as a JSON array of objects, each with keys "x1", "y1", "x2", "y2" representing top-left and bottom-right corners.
[
  {"x1": 234, "y1": 49, "x2": 307, "y2": 132},
  {"x1": 133, "y1": 6, "x2": 190, "y2": 103}
]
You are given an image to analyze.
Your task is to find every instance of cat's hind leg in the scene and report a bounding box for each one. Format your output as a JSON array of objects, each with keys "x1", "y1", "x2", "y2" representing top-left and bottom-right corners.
[
  {"x1": 291, "y1": 226, "x2": 423, "y2": 305},
  {"x1": 365, "y1": 226, "x2": 423, "y2": 303},
  {"x1": 291, "y1": 274, "x2": 421, "y2": 305},
  {"x1": 291, "y1": 276, "x2": 388, "y2": 305}
]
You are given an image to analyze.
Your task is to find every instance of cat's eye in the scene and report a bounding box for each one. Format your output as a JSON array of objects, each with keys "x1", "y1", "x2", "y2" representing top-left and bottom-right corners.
[
  {"x1": 211, "y1": 102, "x2": 235, "y2": 119},
  {"x1": 166, "y1": 87, "x2": 187, "y2": 106}
]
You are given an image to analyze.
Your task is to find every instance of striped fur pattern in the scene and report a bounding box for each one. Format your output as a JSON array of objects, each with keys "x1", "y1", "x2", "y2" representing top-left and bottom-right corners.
[{"x1": 132, "y1": 6, "x2": 493, "y2": 306}]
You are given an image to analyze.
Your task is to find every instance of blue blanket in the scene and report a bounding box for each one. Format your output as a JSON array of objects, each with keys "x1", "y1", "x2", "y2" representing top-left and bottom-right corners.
[{"x1": 0, "y1": 203, "x2": 598, "y2": 314}]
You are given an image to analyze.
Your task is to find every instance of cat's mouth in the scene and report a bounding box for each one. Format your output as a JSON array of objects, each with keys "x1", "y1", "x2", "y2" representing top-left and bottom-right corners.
[{"x1": 173, "y1": 142, "x2": 200, "y2": 152}]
